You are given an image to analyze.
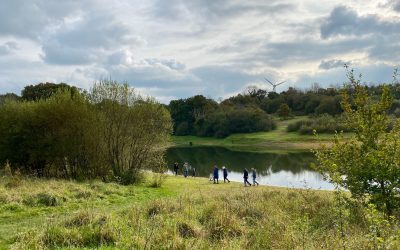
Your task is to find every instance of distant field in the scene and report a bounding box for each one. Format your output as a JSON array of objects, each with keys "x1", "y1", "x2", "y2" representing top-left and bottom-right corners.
[{"x1": 171, "y1": 116, "x2": 353, "y2": 152}]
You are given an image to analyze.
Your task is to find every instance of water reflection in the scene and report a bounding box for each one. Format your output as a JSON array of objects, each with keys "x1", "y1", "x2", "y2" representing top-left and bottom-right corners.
[{"x1": 166, "y1": 146, "x2": 334, "y2": 190}]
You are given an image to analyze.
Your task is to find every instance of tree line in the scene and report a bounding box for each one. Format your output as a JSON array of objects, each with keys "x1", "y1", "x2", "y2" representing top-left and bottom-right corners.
[
  {"x1": 168, "y1": 83, "x2": 400, "y2": 137},
  {"x1": 0, "y1": 81, "x2": 172, "y2": 184}
]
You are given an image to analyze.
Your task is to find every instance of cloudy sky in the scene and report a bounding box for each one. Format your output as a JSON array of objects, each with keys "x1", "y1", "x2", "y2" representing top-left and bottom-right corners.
[{"x1": 0, "y1": 0, "x2": 399, "y2": 102}]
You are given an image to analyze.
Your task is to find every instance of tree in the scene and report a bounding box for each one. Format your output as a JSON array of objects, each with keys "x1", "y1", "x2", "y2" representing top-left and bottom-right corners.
[
  {"x1": 245, "y1": 85, "x2": 268, "y2": 102},
  {"x1": 169, "y1": 95, "x2": 218, "y2": 135},
  {"x1": 21, "y1": 82, "x2": 78, "y2": 101},
  {"x1": 89, "y1": 79, "x2": 172, "y2": 184},
  {"x1": 0, "y1": 90, "x2": 102, "y2": 178},
  {"x1": 314, "y1": 69, "x2": 400, "y2": 215},
  {"x1": 278, "y1": 103, "x2": 291, "y2": 119},
  {"x1": 315, "y1": 96, "x2": 341, "y2": 115}
]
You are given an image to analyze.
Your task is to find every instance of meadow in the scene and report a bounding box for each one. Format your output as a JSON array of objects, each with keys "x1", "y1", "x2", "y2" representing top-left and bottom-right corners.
[
  {"x1": 1, "y1": 174, "x2": 398, "y2": 249},
  {"x1": 172, "y1": 117, "x2": 353, "y2": 152}
]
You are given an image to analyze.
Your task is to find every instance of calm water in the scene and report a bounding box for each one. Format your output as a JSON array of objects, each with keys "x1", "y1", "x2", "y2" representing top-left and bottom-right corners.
[{"x1": 166, "y1": 146, "x2": 334, "y2": 190}]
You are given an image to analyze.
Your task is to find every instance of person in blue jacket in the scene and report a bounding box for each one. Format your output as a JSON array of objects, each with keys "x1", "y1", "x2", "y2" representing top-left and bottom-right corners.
[
  {"x1": 251, "y1": 168, "x2": 259, "y2": 186},
  {"x1": 213, "y1": 165, "x2": 219, "y2": 184},
  {"x1": 183, "y1": 162, "x2": 189, "y2": 178},
  {"x1": 243, "y1": 168, "x2": 251, "y2": 186},
  {"x1": 222, "y1": 166, "x2": 230, "y2": 183}
]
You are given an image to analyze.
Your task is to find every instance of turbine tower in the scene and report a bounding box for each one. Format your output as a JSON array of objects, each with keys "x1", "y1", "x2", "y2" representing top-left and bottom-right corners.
[{"x1": 264, "y1": 78, "x2": 286, "y2": 92}]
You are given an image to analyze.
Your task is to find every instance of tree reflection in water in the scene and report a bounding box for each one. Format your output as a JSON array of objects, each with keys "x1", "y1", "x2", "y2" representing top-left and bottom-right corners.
[{"x1": 166, "y1": 146, "x2": 333, "y2": 190}]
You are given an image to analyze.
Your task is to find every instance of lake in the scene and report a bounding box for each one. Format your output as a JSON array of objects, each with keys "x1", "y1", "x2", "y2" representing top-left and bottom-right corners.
[{"x1": 166, "y1": 146, "x2": 334, "y2": 190}]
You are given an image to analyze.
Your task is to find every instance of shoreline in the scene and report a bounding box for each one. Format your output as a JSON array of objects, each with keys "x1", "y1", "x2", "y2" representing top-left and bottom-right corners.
[{"x1": 170, "y1": 135, "x2": 336, "y2": 153}]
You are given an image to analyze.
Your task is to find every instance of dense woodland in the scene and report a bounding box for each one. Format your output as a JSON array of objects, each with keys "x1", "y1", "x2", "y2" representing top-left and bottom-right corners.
[{"x1": 168, "y1": 83, "x2": 400, "y2": 137}]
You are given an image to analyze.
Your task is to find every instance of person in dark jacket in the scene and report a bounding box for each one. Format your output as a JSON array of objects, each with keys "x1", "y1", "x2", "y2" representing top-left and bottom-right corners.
[
  {"x1": 222, "y1": 166, "x2": 230, "y2": 183},
  {"x1": 243, "y1": 168, "x2": 251, "y2": 186},
  {"x1": 192, "y1": 167, "x2": 196, "y2": 177},
  {"x1": 173, "y1": 162, "x2": 179, "y2": 176},
  {"x1": 251, "y1": 168, "x2": 259, "y2": 186},
  {"x1": 213, "y1": 165, "x2": 219, "y2": 184}
]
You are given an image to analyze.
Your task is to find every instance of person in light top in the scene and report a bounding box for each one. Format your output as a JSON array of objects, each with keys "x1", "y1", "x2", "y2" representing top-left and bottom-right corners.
[{"x1": 251, "y1": 168, "x2": 259, "y2": 186}]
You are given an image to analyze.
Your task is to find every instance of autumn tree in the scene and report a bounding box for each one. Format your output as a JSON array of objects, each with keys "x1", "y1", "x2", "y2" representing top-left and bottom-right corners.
[{"x1": 314, "y1": 69, "x2": 400, "y2": 215}]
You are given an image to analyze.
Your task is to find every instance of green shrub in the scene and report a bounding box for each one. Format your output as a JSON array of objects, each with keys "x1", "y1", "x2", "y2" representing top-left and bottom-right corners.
[
  {"x1": 35, "y1": 193, "x2": 63, "y2": 207},
  {"x1": 287, "y1": 115, "x2": 351, "y2": 134}
]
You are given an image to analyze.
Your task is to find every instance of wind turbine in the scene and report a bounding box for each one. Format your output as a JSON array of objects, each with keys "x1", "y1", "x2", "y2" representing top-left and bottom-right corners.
[{"x1": 264, "y1": 78, "x2": 286, "y2": 92}]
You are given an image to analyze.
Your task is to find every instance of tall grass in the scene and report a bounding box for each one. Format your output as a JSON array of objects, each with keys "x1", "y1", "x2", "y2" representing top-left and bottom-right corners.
[
  {"x1": 4, "y1": 177, "x2": 399, "y2": 249},
  {"x1": 287, "y1": 115, "x2": 351, "y2": 135}
]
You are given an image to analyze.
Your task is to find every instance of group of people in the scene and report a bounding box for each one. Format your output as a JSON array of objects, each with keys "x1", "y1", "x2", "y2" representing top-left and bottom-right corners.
[
  {"x1": 173, "y1": 162, "x2": 196, "y2": 178},
  {"x1": 211, "y1": 165, "x2": 259, "y2": 187},
  {"x1": 172, "y1": 162, "x2": 260, "y2": 187},
  {"x1": 211, "y1": 165, "x2": 231, "y2": 183}
]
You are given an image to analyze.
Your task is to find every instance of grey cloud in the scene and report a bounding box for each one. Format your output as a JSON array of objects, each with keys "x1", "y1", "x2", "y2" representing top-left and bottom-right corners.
[
  {"x1": 152, "y1": 0, "x2": 294, "y2": 24},
  {"x1": 84, "y1": 63, "x2": 269, "y2": 101},
  {"x1": 0, "y1": 41, "x2": 18, "y2": 55},
  {"x1": 0, "y1": 0, "x2": 87, "y2": 39},
  {"x1": 319, "y1": 59, "x2": 350, "y2": 70},
  {"x1": 144, "y1": 59, "x2": 186, "y2": 70},
  {"x1": 247, "y1": 38, "x2": 369, "y2": 67},
  {"x1": 297, "y1": 63, "x2": 396, "y2": 88},
  {"x1": 394, "y1": 1, "x2": 400, "y2": 11},
  {"x1": 320, "y1": 6, "x2": 400, "y2": 39},
  {"x1": 41, "y1": 42, "x2": 99, "y2": 65},
  {"x1": 106, "y1": 52, "x2": 186, "y2": 71},
  {"x1": 49, "y1": 14, "x2": 132, "y2": 49},
  {"x1": 381, "y1": 0, "x2": 400, "y2": 12},
  {"x1": 209, "y1": 38, "x2": 261, "y2": 54},
  {"x1": 368, "y1": 37, "x2": 400, "y2": 61},
  {"x1": 0, "y1": 1, "x2": 51, "y2": 39},
  {"x1": 107, "y1": 50, "x2": 132, "y2": 66},
  {"x1": 42, "y1": 12, "x2": 139, "y2": 65}
]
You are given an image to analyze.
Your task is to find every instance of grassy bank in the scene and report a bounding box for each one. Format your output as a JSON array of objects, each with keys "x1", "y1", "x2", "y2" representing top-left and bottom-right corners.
[
  {"x1": 1, "y1": 175, "x2": 398, "y2": 249},
  {"x1": 171, "y1": 117, "x2": 352, "y2": 152}
]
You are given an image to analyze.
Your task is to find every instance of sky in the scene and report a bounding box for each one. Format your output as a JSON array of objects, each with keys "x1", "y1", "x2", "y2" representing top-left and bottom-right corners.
[{"x1": 0, "y1": 0, "x2": 399, "y2": 103}]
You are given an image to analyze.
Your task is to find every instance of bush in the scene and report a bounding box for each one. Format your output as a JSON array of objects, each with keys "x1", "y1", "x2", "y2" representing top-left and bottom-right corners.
[
  {"x1": 195, "y1": 106, "x2": 276, "y2": 138},
  {"x1": 0, "y1": 80, "x2": 172, "y2": 184},
  {"x1": 287, "y1": 115, "x2": 351, "y2": 134},
  {"x1": 35, "y1": 193, "x2": 63, "y2": 207}
]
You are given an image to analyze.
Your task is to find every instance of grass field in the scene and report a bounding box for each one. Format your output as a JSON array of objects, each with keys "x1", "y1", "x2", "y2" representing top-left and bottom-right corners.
[
  {"x1": 171, "y1": 117, "x2": 353, "y2": 152},
  {"x1": 1, "y1": 174, "x2": 398, "y2": 249}
]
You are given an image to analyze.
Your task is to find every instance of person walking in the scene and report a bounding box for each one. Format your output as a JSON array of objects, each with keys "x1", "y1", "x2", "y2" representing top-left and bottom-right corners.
[
  {"x1": 173, "y1": 162, "x2": 179, "y2": 176},
  {"x1": 222, "y1": 166, "x2": 230, "y2": 183},
  {"x1": 183, "y1": 162, "x2": 189, "y2": 178},
  {"x1": 243, "y1": 168, "x2": 251, "y2": 186},
  {"x1": 251, "y1": 168, "x2": 259, "y2": 186},
  {"x1": 213, "y1": 165, "x2": 219, "y2": 184},
  {"x1": 192, "y1": 167, "x2": 196, "y2": 177}
]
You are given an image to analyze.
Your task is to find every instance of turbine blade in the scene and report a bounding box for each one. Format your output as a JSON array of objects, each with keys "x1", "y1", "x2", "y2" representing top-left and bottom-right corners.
[
  {"x1": 264, "y1": 78, "x2": 274, "y2": 85},
  {"x1": 276, "y1": 80, "x2": 286, "y2": 86}
]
